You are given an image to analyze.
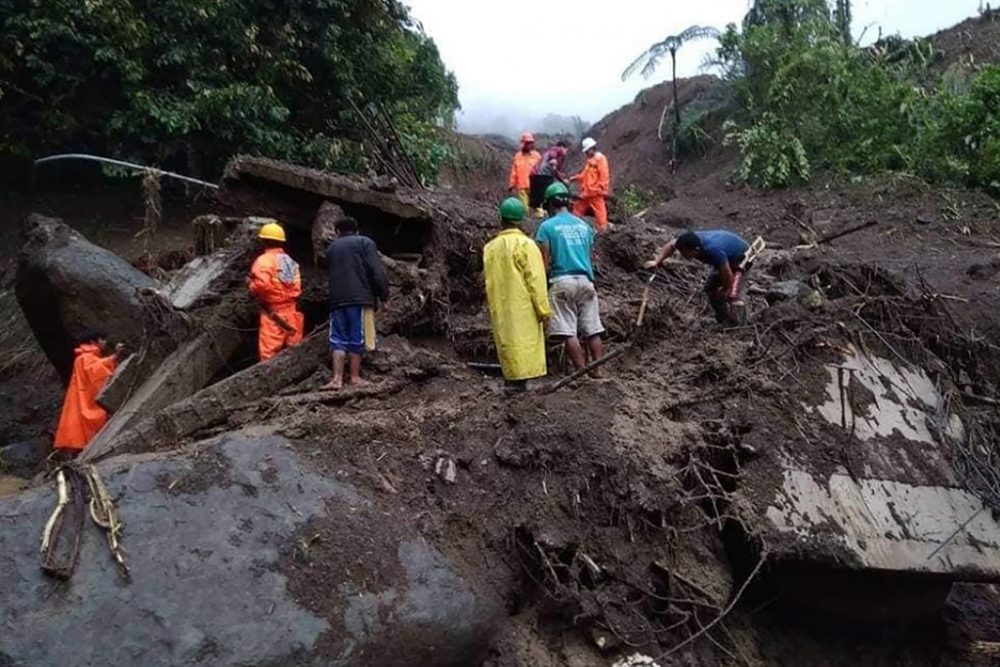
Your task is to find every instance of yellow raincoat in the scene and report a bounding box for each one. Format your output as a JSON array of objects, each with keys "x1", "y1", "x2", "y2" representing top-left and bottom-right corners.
[{"x1": 483, "y1": 228, "x2": 551, "y2": 381}]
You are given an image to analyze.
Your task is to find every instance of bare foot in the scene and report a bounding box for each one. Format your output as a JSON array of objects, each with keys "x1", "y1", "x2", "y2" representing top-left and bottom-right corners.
[
  {"x1": 321, "y1": 379, "x2": 343, "y2": 390},
  {"x1": 349, "y1": 377, "x2": 370, "y2": 387}
]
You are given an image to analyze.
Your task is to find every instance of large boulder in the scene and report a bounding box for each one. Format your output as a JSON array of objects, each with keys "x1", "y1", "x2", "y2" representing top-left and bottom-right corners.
[
  {"x1": 0, "y1": 431, "x2": 501, "y2": 666},
  {"x1": 15, "y1": 214, "x2": 162, "y2": 380}
]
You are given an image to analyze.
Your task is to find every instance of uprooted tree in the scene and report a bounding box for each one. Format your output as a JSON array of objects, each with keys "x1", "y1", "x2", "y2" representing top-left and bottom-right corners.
[{"x1": 0, "y1": 0, "x2": 459, "y2": 184}]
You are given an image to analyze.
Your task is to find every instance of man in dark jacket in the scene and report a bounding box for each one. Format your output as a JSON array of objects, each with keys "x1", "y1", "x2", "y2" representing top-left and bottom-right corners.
[{"x1": 324, "y1": 216, "x2": 389, "y2": 389}]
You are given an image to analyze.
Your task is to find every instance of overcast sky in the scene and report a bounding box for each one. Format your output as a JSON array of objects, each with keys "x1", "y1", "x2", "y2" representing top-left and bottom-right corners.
[{"x1": 405, "y1": 0, "x2": 984, "y2": 134}]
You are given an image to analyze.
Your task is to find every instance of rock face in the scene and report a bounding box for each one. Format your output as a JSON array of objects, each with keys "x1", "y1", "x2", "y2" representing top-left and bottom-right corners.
[
  {"x1": 15, "y1": 214, "x2": 161, "y2": 380},
  {"x1": 0, "y1": 432, "x2": 500, "y2": 666}
]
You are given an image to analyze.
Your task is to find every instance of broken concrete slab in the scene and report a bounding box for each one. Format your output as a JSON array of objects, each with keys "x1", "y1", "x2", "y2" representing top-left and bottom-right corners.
[
  {"x1": 225, "y1": 156, "x2": 429, "y2": 224},
  {"x1": 0, "y1": 431, "x2": 501, "y2": 666},
  {"x1": 84, "y1": 327, "x2": 246, "y2": 459},
  {"x1": 15, "y1": 214, "x2": 166, "y2": 379},
  {"x1": 81, "y1": 333, "x2": 327, "y2": 462},
  {"x1": 765, "y1": 468, "x2": 1000, "y2": 579},
  {"x1": 804, "y1": 345, "x2": 964, "y2": 447},
  {"x1": 165, "y1": 218, "x2": 259, "y2": 310}
]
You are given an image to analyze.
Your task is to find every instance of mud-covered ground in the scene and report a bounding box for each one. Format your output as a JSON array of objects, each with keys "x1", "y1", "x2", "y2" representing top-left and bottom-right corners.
[{"x1": 5, "y1": 72, "x2": 1000, "y2": 664}]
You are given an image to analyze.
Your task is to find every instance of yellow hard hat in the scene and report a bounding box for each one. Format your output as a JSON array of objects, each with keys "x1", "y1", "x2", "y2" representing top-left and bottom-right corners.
[{"x1": 258, "y1": 221, "x2": 286, "y2": 242}]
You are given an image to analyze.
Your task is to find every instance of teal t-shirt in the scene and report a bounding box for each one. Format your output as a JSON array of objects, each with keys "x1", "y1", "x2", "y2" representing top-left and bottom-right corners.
[{"x1": 535, "y1": 210, "x2": 595, "y2": 282}]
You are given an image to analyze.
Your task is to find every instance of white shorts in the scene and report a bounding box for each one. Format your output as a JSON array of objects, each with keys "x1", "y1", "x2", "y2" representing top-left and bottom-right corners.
[{"x1": 548, "y1": 275, "x2": 604, "y2": 338}]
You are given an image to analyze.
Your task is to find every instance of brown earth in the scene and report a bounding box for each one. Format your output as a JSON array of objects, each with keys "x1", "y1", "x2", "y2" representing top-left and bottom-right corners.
[
  {"x1": 5, "y1": 29, "x2": 1000, "y2": 664},
  {"x1": 929, "y1": 7, "x2": 1000, "y2": 73}
]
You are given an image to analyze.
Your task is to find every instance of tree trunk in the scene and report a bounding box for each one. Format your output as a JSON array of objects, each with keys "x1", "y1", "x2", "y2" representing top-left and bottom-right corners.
[{"x1": 671, "y1": 48, "x2": 681, "y2": 129}]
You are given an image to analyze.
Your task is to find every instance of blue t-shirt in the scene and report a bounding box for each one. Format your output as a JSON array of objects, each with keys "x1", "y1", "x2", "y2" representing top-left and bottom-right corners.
[
  {"x1": 535, "y1": 211, "x2": 595, "y2": 282},
  {"x1": 695, "y1": 230, "x2": 749, "y2": 269}
]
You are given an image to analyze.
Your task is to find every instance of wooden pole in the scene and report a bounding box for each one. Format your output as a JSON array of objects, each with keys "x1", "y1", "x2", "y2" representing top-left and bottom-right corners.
[{"x1": 540, "y1": 347, "x2": 627, "y2": 394}]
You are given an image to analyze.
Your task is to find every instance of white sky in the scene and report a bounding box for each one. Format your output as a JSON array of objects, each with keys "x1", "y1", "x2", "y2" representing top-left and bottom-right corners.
[{"x1": 405, "y1": 0, "x2": 984, "y2": 134}]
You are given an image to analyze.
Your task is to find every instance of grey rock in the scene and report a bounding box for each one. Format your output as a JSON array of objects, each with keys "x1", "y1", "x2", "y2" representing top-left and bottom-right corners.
[
  {"x1": 0, "y1": 438, "x2": 48, "y2": 476},
  {"x1": 0, "y1": 432, "x2": 500, "y2": 666},
  {"x1": 15, "y1": 214, "x2": 162, "y2": 380},
  {"x1": 766, "y1": 280, "x2": 823, "y2": 307}
]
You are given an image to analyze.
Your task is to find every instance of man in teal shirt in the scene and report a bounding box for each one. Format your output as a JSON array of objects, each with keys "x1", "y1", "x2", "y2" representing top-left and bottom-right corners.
[{"x1": 535, "y1": 182, "x2": 604, "y2": 372}]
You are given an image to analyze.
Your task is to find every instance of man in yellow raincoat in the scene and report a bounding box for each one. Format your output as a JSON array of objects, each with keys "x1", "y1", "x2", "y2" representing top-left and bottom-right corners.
[{"x1": 483, "y1": 197, "x2": 551, "y2": 391}]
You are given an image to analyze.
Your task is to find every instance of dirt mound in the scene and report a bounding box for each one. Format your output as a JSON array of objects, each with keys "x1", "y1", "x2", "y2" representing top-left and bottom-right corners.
[
  {"x1": 437, "y1": 130, "x2": 510, "y2": 201},
  {"x1": 929, "y1": 8, "x2": 1000, "y2": 73},
  {"x1": 6, "y1": 158, "x2": 1000, "y2": 666},
  {"x1": 579, "y1": 75, "x2": 730, "y2": 197}
]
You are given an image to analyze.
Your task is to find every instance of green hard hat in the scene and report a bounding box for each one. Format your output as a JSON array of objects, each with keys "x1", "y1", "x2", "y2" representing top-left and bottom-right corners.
[
  {"x1": 499, "y1": 197, "x2": 527, "y2": 221},
  {"x1": 544, "y1": 181, "x2": 571, "y2": 202}
]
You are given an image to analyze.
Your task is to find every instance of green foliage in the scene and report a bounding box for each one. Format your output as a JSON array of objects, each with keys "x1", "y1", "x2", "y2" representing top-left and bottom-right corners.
[
  {"x1": 622, "y1": 25, "x2": 722, "y2": 82},
  {"x1": 0, "y1": 0, "x2": 459, "y2": 181},
  {"x1": 718, "y1": 0, "x2": 1000, "y2": 192},
  {"x1": 724, "y1": 114, "x2": 810, "y2": 187},
  {"x1": 667, "y1": 80, "x2": 734, "y2": 158},
  {"x1": 619, "y1": 185, "x2": 655, "y2": 217}
]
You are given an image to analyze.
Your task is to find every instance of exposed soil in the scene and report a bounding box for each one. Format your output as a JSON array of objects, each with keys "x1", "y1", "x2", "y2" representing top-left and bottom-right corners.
[
  {"x1": 929, "y1": 8, "x2": 1000, "y2": 74},
  {"x1": 5, "y1": 31, "x2": 1000, "y2": 664}
]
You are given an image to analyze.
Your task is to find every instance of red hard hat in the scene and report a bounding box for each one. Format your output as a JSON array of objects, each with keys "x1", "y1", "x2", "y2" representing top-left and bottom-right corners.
[{"x1": 520, "y1": 132, "x2": 535, "y2": 143}]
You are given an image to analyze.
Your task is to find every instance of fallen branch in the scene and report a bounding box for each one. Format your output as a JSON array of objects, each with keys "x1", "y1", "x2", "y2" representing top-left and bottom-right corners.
[
  {"x1": 267, "y1": 378, "x2": 407, "y2": 407},
  {"x1": 817, "y1": 220, "x2": 878, "y2": 245},
  {"x1": 541, "y1": 346, "x2": 628, "y2": 394},
  {"x1": 961, "y1": 392, "x2": 999, "y2": 406}
]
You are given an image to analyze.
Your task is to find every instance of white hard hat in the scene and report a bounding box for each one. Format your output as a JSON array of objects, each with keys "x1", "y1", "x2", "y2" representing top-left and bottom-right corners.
[{"x1": 581, "y1": 137, "x2": 597, "y2": 152}]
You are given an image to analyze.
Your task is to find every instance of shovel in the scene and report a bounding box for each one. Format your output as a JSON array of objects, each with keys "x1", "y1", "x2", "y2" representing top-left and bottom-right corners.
[{"x1": 636, "y1": 273, "x2": 657, "y2": 327}]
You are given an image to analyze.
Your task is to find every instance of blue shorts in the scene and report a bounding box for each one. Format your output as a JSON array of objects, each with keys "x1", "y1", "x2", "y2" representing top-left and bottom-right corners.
[{"x1": 328, "y1": 306, "x2": 376, "y2": 354}]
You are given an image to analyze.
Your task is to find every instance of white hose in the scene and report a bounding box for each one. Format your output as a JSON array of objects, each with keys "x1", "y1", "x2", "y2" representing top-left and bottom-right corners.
[{"x1": 34, "y1": 153, "x2": 219, "y2": 189}]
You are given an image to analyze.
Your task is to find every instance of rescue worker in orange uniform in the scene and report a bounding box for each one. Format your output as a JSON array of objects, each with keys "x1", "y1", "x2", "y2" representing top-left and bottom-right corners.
[
  {"x1": 508, "y1": 132, "x2": 541, "y2": 210},
  {"x1": 53, "y1": 329, "x2": 122, "y2": 455},
  {"x1": 248, "y1": 221, "x2": 305, "y2": 361},
  {"x1": 571, "y1": 137, "x2": 612, "y2": 232}
]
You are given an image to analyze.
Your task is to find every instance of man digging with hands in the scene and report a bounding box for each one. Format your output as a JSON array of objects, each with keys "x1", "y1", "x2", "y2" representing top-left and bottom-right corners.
[{"x1": 645, "y1": 229, "x2": 753, "y2": 325}]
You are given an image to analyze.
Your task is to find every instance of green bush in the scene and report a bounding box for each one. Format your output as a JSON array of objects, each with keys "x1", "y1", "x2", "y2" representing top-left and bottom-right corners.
[
  {"x1": 717, "y1": 0, "x2": 1000, "y2": 193},
  {"x1": 724, "y1": 114, "x2": 810, "y2": 187},
  {"x1": 620, "y1": 185, "x2": 656, "y2": 217}
]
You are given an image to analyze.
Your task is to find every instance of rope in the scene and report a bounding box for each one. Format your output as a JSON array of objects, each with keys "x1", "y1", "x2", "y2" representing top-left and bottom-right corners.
[{"x1": 39, "y1": 463, "x2": 130, "y2": 582}]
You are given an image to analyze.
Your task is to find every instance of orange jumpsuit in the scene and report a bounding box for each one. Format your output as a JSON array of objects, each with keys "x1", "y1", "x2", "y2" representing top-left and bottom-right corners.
[
  {"x1": 508, "y1": 149, "x2": 541, "y2": 208},
  {"x1": 249, "y1": 247, "x2": 304, "y2": 360},
  {"x1": 571, "y1": 152, "x2": 611, "y2": 231},
  {"x1": 54, "y1": 343, "x2": 117, "y2": 452}
]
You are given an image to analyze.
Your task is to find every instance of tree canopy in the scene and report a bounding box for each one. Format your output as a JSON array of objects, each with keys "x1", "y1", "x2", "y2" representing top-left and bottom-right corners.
[{"x1": 0, "y1": 0, "x2": 460, "y2": 181}]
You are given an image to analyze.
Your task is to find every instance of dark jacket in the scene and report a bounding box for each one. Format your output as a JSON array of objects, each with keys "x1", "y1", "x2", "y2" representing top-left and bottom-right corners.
[{"x1": 325, "y1": 234, "x2": 389, "y2": 308}]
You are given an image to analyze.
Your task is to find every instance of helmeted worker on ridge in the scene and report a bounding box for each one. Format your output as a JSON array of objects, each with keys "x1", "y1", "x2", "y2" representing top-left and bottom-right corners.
[
  {"x1": 571, "y1": 137, "x2": 611, "y2": 233},
  {"x1": 644, "y1": 229, "x2": 753, "y2": 325},
  {"x1": 508, "y1": 132, "x2": 542, "y2": 210},
  {"x1": 536, "y1": 181, "x2": 604, "y2": 372},
  {"x1": 53, "y1": 328, "x2": 124, "y2": 456},
  {"x1": 248, "y1": 220, "x2": 305, "y2": 361},
  {"x1": 483, "y1": 197, "x2": 551, "y2": 392}
]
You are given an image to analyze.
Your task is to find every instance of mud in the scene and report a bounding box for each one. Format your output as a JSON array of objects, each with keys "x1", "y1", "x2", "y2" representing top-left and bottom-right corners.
[{"x1": 5, "y1": 54, "x2": 1000, "y2": 666}]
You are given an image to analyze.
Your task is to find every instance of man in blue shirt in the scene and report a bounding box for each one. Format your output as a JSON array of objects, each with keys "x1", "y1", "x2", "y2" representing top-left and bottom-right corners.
[
  {"x1": 535, "y1": 182, "x2": 604, "y2": 371},
  {"x1": 645, "y1": 230, "x2": 752, "y2": 324}
]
